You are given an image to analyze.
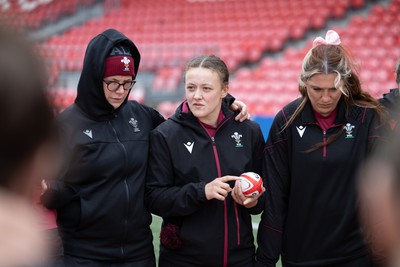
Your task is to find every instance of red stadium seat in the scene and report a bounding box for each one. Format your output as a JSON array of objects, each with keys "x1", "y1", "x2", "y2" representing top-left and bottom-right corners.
[{"x1": 23, "y1": 0, "x2": 398, "y2": 116}]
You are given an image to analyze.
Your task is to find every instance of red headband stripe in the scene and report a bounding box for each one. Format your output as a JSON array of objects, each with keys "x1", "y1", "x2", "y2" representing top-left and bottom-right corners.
[{"x1": 104, "y1": 56, "x2": 135, "y2": 78}]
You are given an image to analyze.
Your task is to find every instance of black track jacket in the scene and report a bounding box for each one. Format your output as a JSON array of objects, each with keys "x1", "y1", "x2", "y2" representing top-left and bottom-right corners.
[
  {"x1": 145, "y1": 101, "x2": 265, "y2": 267},
  {"x1": 256, "y1": 98, "x2": 384, "y2": 267},
  {"x1": 41, "y1": 29, "x2": 165, "y2": 263},
  {"x1": 379, "y1": 88, "x2": 399, "y2": 131}
]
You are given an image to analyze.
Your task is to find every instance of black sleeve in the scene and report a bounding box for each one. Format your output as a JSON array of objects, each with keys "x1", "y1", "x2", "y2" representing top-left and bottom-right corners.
[
  {"x1": 145, "y1": 129, "x2": 207, "y2": 217},
  {"x1": 248, "y1": 122, "x2": 267, "y2": 214},
  {"x1": 366, "y1": 108, "x2": 390, "y2": 154},
  {"x1": 40, "y1": 179, "x2": 76, "y2": 209},
  {"x1": 40, "y1": 121, "x2": 78, "y2": 209},
  {"x1": 256, "y1": 110, "x2": 290, "y2": 267},
  {"x1": 150, "y1": 107, "x2": 166, "y2": 129}
]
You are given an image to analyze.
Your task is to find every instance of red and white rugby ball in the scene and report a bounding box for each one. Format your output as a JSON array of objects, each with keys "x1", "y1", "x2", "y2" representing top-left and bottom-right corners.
[{"x1": 240, "y1": 172, "x2": 263, "y2": 197}]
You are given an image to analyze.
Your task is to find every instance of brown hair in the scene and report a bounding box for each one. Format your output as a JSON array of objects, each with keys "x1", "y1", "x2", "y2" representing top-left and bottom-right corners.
[
  {"x1": 0, "y1": 25, "x2": 56, "y2": 189},
  {"x1": 184, "y1": 54, "x2": 229, "y2": 88}
]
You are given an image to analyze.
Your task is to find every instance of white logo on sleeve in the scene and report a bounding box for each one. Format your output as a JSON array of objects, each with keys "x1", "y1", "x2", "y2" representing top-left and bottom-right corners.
[
  {"x1": 184, "y1": 142, "x2": 194, "y2": 154},
  {"x1": 296, "y1": 126, "x2": 306, "y2": 138},
  {"x1": 83, "y1": 130, "x2": 93, "y2": 139}
]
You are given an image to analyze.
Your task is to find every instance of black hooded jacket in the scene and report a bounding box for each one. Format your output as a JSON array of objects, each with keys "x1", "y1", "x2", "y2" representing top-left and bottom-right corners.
[
  {"x1": 145, "y1": 100, "x2": 265, "y2": 267},
  {"x1": 41, "y1": 29, "x2": 165, "y2": 262},
  {"x1": 256, "y1": 98, "x2": 384, "y2": 267},
  {"x1": 379, "y1": 88, "x2": 399, "y2": 130}
]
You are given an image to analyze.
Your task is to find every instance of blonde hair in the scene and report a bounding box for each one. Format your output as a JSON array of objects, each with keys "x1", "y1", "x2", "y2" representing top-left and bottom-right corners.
[{"x1": 283, "y1": 44, "x2": 384, "y2": 151}]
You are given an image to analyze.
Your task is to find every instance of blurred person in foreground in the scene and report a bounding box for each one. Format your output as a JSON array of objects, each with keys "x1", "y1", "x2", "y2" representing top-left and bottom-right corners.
[
  {"x1": 145, "y1": 54, "x2": 265, "y2": 267},
  {"x1": 255, "y1": 30, "x2": 387, "y2": 267},
  {"x1": 0, "y1": 25, "x2": 59, "y2": 266},
  {"x1": 379, "y1": 60, "x2": 400, "y2": 131},
  {"x1": 358, "y1": 60, "x2": 400, "y2": 266},
  {"x1": 40, "y1": 28, "x2": 250, "y2": 267},
  {"x1": 358, "y1": 125, "x2": 400, "y2": 267}
]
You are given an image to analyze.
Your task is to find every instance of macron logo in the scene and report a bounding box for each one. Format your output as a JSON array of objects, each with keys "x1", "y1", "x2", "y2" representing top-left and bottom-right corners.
[
  {"x1": 296, "y1": 126, "x2": 306, "y2": 138},
  {"x1": 83, "y1": 130, "x2": 93, "y2": 139},
  {"x1": 184, "y1": 142, "x2": 194, "y2": 154}
]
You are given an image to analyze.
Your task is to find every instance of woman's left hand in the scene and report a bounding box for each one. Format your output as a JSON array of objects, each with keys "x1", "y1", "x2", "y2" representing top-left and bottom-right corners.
[
  {"x1": 231, "y1": 100, "x2": 251, "y2": 122},
  {"x1": 231, "y1": 180, "x2": 265, "y2": 208}
]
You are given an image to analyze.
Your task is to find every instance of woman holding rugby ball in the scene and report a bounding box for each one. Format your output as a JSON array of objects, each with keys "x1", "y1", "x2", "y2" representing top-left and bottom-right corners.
[{"x1": 145, "y1": 54, "x2": 265, "y2": 267}]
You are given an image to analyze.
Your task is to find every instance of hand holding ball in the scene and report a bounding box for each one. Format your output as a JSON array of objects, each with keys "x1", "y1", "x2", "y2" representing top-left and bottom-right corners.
[{"x1": 240, "y1": 172, "x2": 263, "y2": 197}]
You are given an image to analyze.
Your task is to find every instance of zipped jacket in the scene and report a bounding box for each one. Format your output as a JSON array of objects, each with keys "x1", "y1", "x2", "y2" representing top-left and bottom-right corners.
[
  {"x1": 145, "y1": 101, "x2": 265, "y2": 267},
  {"x1": 41, "y1": 29, "x2": 165, "y2": 262},
  {"x1": 256, "y1": 98, "x2": 384, "y2": 267}
]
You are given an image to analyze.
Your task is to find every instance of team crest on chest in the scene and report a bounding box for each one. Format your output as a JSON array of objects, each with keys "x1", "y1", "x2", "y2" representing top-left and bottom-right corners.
[
  {"x1": 344, "y1": 123, "x2": 355, "y2": 138},
  {"x1": 231, "y1": 132, "x2": 243, "y2": 147},
  {"x1": 129, "y1": 118, "x2": 140, "y2": 132}
]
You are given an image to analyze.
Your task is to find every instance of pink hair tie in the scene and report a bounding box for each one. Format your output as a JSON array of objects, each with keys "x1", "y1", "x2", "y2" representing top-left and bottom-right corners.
[{"x1": 312, "y1": 30, "x2": 341, "y2": 48}]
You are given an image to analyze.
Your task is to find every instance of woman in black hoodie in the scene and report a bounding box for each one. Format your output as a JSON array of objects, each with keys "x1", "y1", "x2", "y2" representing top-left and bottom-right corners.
[
  {"x1": 146, "y1": 54, "x2": 265, "y2": 267},
  {"x1": 255, "y1": 30, "x2": 387, "y2": 267},
  {"x1": 41, "y1": 29, "x2": 250, "y2": 267},
  {"x1": 41, "y1": 28, "x2": 163, "y2": 267}
]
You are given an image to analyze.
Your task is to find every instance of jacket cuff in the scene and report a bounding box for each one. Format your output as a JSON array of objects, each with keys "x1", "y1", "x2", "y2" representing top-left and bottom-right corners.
[{"x1": 198, "y1": 181, "x2": 207, "y2": 202}]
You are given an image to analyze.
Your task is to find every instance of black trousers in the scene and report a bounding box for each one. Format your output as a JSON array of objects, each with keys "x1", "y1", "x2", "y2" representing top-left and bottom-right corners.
[{"x1": 62, "y1": 254, "x2": 156, "y2": 267}]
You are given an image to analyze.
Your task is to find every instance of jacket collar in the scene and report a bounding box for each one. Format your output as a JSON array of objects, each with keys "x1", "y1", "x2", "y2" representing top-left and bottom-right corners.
[
  {"x1": 171, "y1": 99, "x2": 234, "y2": 127},
  {"x1": 299, "y1": 98, "x2": 346, "y2": 125}
]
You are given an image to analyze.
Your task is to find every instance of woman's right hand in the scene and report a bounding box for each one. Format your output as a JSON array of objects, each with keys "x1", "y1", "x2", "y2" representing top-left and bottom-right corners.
[
  {"x1": 231, "y1": 179, "x2": 265, "y2": 208},
  {"x1": 205, "y1": 176, "x2": 239, "y2": 201}
]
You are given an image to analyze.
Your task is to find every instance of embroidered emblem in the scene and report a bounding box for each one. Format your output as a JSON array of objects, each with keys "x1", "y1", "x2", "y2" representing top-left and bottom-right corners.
[
  {"x1": 121, "y1": 56, "x2": 131, "y2": 72},
  {"x1": 83, "y1": 130, "x2": 93, "y2": 139},
  {"x1": 231, "y1": 132, "x2": 243, "y2": 147},
  {"x1": 296, "y1": 126, "x2": 306, "y2": 138},
  {"x1": 184, "y1": 142, "x2": 194, "y2": 154},
  {"x1": 129, "y1": 118, "x2": 140, "y2": 132},
  {"x1": 344, "y1": 123, "x2": 355, "y2": 138}
]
